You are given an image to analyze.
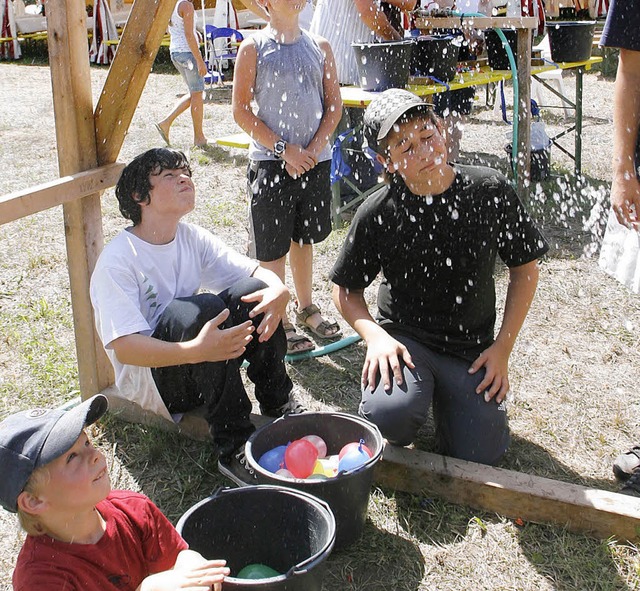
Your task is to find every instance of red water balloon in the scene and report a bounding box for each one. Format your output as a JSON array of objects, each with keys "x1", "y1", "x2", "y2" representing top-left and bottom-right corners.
[
  {"x1": 338, "y1": 439, "x2": 373, "y2": 460},
  {"x1": 284, "y1": 439, "x2": 318, "y2": 478}
]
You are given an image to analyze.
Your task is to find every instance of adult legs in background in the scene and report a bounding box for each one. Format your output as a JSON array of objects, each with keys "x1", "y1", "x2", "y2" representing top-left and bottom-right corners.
[
  {"x1": 359, "y1": 333, "x2": 509, "y2": 465},
  {"x1": 156, "y1": 52, "x2": 208, "y2": 147}
]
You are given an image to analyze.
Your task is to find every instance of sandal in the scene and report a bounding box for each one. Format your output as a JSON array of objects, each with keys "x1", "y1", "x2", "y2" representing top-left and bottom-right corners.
[
  {"x1": 295, "y1": 304, "x2": 342, "y2": 340},
  {"x1": 283, "y1": 322, "x2": 314, "y2": 355}
]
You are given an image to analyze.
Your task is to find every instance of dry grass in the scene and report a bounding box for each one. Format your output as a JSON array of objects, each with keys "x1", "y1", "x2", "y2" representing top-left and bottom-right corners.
[{"x1": 1, "y1": 58, "x2": 639, "y2": 591}]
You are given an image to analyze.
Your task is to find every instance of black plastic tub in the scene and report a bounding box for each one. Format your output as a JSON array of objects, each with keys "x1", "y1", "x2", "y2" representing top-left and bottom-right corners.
[
  {"x1": 245, "y1": 412, "x2": 384, "y2": 548},
  {"x1": 410, "y1": 34, "x2": 461, "y2": 82},
  {"x1": 485, "y1": 29, "x2": 518, "y2": 70},
  {"x1": 547, "y1": 21, "x2": 596, "y2": 62},
  {"x1": 176, "y1": 486, "x2": 335, "y2": 590},
  {"x1": 505, "y1": 143, "x2": 550, "y2": 181},
  {"x1": 352, "y1": 39, "x2": 415, "y2": 91}
]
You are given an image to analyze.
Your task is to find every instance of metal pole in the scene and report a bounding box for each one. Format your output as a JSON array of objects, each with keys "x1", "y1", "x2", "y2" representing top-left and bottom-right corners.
[{"x1": 575, "y1": 67, "x2": 584, "y2": 176}]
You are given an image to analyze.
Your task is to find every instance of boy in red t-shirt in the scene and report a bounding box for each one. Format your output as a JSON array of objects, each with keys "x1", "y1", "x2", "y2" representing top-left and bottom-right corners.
[{"x1": 0, "y1": 395, "x2": 229, "y2": 591}]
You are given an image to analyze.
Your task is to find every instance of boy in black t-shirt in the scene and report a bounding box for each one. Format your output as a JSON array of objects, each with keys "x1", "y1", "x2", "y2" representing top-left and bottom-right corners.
[{"x1": 330, "y1": 89, "x2": 549, "y2": 465}]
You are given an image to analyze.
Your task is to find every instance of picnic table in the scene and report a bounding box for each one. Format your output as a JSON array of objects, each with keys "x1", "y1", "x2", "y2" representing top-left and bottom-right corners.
[{"x1": 341, "y1": 55, "x2": 603, "y2": 178}]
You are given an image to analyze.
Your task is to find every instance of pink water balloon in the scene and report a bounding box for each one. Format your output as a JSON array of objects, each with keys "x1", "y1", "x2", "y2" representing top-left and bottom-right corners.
[{"x1": 301, "y1": 434, "x2": 327, "y2": 459}]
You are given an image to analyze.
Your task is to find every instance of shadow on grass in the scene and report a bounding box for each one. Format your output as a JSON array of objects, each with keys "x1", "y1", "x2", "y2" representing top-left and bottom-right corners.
[
  {"x1": 391, "y1": 490, "x2": 630, "y2": 591},
  {"x1": 324, "y1": 517, "x2": 425, "y2": 591}
]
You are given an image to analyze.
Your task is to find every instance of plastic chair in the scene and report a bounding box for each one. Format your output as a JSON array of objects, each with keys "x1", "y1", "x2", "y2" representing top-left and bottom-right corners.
[
  {"x1": 330, "y1": 129, "x2": 385, "y2": 226},
  {"x1": 531, "y1": 34, "x2": 571, "y2": 119},
  {"x1": 204, "y1": 25, "x2": 243, "y2": 78}
]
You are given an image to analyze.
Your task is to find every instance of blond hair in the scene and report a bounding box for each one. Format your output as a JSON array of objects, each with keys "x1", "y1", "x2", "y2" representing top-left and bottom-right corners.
[{"x1": 17, "y1": 465, "x2": 50, "y2": 536}]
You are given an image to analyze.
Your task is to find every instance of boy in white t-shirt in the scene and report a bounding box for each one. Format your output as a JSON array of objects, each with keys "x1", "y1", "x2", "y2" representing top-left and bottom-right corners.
[{"x1": 90, "y1": 148, "x2": 302, "y2": 482}]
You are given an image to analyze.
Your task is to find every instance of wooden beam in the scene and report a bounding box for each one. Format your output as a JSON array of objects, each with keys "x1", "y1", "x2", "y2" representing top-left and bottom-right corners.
[
  {"x1": 0, "y1": 163, "x2": 124, "y2": 225},
  {"x1": 515, "y1": 26, "x2": 532, "y2": 201},
  {"x1": 94, "y1": 0, "x2": 175, "y2": 165},
  {"x1": 47, "y1": 0, "x2": 114, "y2": 398},
  {"x1": 375, "y1": 445, "x2": 640, "y2": 542},
  {"x1": 102, "y1": 388, "x2": 272, "y2": 441}
]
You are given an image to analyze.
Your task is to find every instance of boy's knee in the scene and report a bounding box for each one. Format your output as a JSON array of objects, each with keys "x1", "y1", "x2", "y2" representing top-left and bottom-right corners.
[{"x1": 359, "y1": 373, "x2": 428, "y2": 447}]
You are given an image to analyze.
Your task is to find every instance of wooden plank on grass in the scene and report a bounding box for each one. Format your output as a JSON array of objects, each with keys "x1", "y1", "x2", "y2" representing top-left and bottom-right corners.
[
  {"x1": 103, "y1": 388, "x2": 272, "y2": 442},
  {"x1": 0, "y1": 163, "x2": 124, "y2": 225},
  {"x1": 375, "y1": 445, "x2": 640, "y2": 542}
]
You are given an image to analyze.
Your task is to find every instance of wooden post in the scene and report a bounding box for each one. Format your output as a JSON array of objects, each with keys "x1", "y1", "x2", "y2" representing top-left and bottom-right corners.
[
  {"x1": 375, "y1": 446, "x2": 640, "y2": 542},
  {"x1": 94, "y1": 0, "x2": 175, "y2": 164},
  {"x1": 516, "y1": 26, "x2": 532, "y2": 201},
  {"x1": 46, "y1": 0, "x2": 114, "y2": 398}
]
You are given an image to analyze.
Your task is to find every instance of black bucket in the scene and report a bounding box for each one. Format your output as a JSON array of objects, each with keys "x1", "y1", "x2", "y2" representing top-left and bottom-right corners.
[
  {"x1": 547, "y1": 21, "x2": 596, "y2": 63},
  {"x1": 410, "y1": 34, "x2": 460, "y2": 82},
  {"x1": 505, "y1": 143, "x2": 550, "y2": 181},
  {"x1": 486, "y1": 29, "x2": 518, "y2": 70},
  {"x1": 352, "y1": 39, "x2": 414, "y2": 91},
  {"x1": 245, "y1": 412, "x2": 384, "y2": 548},
  {"x1": 176, "y1": 486, "x2": 336, "y2": 590}
]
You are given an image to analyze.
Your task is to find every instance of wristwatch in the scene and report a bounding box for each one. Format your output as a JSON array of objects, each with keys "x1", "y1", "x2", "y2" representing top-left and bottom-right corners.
[{"x1": 273, "y1": 139, "x2": 287, "y2": 158}]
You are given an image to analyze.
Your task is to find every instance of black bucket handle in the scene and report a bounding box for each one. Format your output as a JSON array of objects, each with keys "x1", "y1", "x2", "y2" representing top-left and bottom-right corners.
[{"x1": 185, "y1": 485, "x2": 337, "y2": 581}]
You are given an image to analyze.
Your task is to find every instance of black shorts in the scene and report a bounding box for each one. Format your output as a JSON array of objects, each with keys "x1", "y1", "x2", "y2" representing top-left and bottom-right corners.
[
  {"x1": 247, "y1": 159, "x2": 333, "y2": 262},
  {"x1": 433, "y1": 86, "x2": 475, "y2": 117}
]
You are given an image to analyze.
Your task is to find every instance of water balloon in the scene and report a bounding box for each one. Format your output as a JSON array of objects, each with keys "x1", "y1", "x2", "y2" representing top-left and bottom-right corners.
[
  {"x1": 284, "y1": 439, "x2": 318, "y2": 478},
  {"x1": 258, "y1": 444, "x2": 287, "y2": 474},
  {"x1": 338, "y1": 447, "x2": 370, "y2": 473},
  {"x1": 236, "y1": 563, "x2": 281, "y2": 579},
  {"x1": 301, "y1": 434, "x2": 327, "y2": 458},
  {"x1": 338, "y1": 439, "x2": 373, "y2": 460}
]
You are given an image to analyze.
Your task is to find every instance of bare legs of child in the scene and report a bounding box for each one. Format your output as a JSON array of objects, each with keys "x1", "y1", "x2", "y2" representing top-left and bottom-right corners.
[
  {"x1": 156, "y1": 90, "x2": 207, "y2": 148},
  {"x1": 261, "y1": 241, "x2": 341, "y2": 354}
]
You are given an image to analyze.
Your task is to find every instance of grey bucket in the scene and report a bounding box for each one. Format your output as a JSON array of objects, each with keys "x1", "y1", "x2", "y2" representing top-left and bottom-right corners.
[
  {"x1": 352, "y1": 39, "x2": 415, "y2": 91},
  {"x1": 176, "y1": 485, "x2": 336, "y2": 590}
]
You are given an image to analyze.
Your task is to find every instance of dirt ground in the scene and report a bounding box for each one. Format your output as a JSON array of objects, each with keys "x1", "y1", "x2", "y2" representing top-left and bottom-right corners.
[{"x1": 1, "y1": 58, "x2": 640, "y2": 591}]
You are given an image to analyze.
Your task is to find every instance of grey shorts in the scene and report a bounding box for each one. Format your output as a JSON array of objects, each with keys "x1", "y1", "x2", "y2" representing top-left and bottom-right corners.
[
  {"x1": 171, "y1": 51, "x2": 205, "y2": 93},
  {"x1": 358, "y1": 332, "x2": 510, "y2": 465},
  {"x1": 247, "y1": 159, "x2": 332, "y2": 262}
]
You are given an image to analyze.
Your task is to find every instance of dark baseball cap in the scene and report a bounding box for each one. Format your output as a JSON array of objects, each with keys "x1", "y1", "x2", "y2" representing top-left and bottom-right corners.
[
  {"x1": 363, "y1": 88, "x2": 432, "y2": 152},
  {"x1": 0, "y1": 395, "x2": 108, "y2": 513}
]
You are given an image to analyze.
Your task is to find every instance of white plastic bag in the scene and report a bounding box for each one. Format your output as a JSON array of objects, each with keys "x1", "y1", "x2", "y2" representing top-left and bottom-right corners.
[
  {"x1": 599, "y1": 209, "x2": 640, "y2": 294},
  {"x1": 530, "y1": 120, "x2": 551, "y2": 151}
]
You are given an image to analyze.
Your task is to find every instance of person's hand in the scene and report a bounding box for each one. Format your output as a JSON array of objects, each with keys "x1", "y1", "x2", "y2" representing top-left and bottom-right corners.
[
  {"x1": 468, "y1": 340, "x2": 510, "y2": 403},
  {"x1": 194, "y1": 308, "x2": 254, "y2": 361},
  {"x1": 611, "y1": 173, "x2": 640, "y2": 229},
  {"x1": 363, "y1": 333, "x2": 414, "y2": 391},
  {"x1": 197, "y1": 58, "x2": 208, "y2": 77},
  {"x1": 139, "y1": 559, "x2": 229, "y2": 591},
  {"x1": 282, "y1": 144, "x2": 317, "y2": 178},
  {"x1": 242, "y1": 283, "x2": 290, "y2": 342}
]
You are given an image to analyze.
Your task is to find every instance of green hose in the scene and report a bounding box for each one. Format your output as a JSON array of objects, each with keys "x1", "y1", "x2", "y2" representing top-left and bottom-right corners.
[{"x1": 452, "y1": 12, "x2": 520, "y2": 183}]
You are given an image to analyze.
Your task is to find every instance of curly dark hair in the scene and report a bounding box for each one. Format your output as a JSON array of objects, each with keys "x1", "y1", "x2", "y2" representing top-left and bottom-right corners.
[{"x1": 115, "y1": 148, "x2": 192, "y2": 225}]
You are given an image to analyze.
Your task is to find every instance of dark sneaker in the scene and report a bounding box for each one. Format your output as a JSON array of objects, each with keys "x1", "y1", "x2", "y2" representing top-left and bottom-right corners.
[
  {"x1": 259, "y1": 390, "x2": 307, "y2": 418},
  {"x1": 613, "y1": 445, "x2": 640, "y2": 481},
  {"x1": 619, "y1": 468, "x2": 640, "y2": 497},
  {"x1": 217, "y1": 449, "x2": 258, "y2": 486}
]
